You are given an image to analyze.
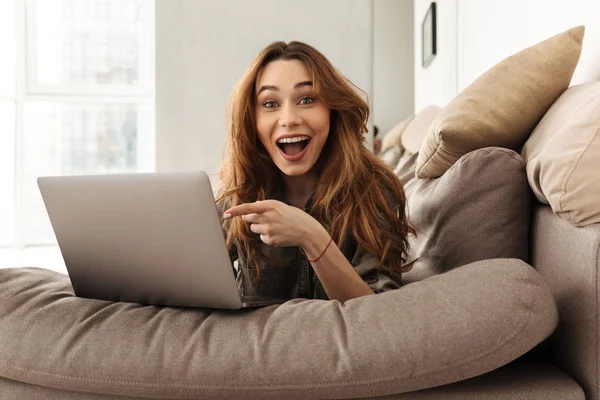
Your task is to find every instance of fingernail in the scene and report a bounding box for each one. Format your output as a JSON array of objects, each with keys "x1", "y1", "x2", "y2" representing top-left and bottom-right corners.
[{"x1": 224, "y1": 213, "x2": 232, "y2": 219}]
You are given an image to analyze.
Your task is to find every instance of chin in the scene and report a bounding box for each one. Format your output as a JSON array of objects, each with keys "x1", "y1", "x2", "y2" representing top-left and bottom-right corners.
[{"x1": 276, "y1": 162, "x2": 314, "y2": 177}]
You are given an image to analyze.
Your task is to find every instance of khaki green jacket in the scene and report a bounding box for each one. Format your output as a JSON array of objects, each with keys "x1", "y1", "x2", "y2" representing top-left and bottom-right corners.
[{"x1": 221, "y1": 186, "x2": 403, "y2": 301}]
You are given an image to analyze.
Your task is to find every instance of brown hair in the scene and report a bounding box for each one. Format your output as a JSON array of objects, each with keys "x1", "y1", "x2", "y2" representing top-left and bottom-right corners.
[{"x1": 217, "y1": 40, "x2": 414, "y2": 283}]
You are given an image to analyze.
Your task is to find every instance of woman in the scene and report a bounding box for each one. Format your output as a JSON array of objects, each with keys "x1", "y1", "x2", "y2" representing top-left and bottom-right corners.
[{"x1": 217, "y1": 41, "x2": 414, "y2": 305}]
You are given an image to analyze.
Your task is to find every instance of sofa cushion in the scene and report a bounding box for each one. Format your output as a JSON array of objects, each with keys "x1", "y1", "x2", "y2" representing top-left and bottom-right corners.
[
  {"x1": 379, "y1": 145, "x2": 403, "y2": 168},
  {"x1": 416, "y1": 25, "x2": 585, "y2": 179},
  {"x1": 0, "y1": 261, "x2": 557, "y2": 399},
  {"x1": 0, "y1": 364, "x2": 585, "y2": 400},
  {"x1": 401, "y1": 147, "x2": 531, "y2": 284},
  {"x1": 380, "y1": 114, "x2": 414, "y2": 154},
  {"x1": 394, "y1": 151, "x2": 418, "y2": 186},
  {"x1": 521, "y1": 82, "x2": 600, "y2": 227},
  {"x1": 401, "y1": 105, "x2": 442, "y2": 155}
]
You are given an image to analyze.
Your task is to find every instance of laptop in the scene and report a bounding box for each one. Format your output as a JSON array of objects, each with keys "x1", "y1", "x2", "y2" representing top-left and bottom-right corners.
[{"x1": 37, "y1": 171, "x2": 286, "y2": 309}]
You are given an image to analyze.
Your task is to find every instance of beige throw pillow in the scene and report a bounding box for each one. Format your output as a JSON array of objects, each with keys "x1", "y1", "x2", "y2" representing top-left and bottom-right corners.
[
  {"x1": 380, "y1": 114, "x2": 414, "y2": 154},
  {"x1": 521, "y1": 82, "x2": 600, "y2": 227},
  {"x1": 401, "y1": 105, "x2": 442, "y2": 154},
  {"x1": 416, "y1": 26, "x2": 585, "y2": 179}
]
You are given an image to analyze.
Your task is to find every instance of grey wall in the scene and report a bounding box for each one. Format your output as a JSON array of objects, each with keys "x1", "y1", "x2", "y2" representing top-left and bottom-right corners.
[
  {"x1": 373, "y1": 0, "x2": 414, "y2": 136},
  {"x1": 156, "y1": 0, "x2": 374, "y2": 181}
]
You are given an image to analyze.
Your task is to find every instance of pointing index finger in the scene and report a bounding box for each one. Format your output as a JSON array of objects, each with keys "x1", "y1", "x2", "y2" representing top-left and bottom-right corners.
[{"x1": 223, "y1": 201, "x2": 269, "y2": 219}]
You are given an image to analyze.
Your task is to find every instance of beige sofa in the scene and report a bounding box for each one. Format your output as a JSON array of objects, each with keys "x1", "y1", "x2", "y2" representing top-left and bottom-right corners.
[{"x1": 0, "y1": 26, "x2": 598, "y2": 400}]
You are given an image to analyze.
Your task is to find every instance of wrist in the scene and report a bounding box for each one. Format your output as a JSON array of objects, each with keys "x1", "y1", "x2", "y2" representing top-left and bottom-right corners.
[{"x1": 301, "y1": 225, "x2": 331, "y2": 260}]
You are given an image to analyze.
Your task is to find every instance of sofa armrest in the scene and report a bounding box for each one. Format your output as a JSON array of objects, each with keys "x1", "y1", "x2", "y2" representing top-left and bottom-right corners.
[{"x1": 531, "y1": 205, "x2": 600, "y2": 400}]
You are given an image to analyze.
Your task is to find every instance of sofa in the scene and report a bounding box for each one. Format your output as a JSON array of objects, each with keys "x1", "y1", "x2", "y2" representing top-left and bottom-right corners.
[{"x1": 0, "y1": 26, "x2": 598, "y2": 400}]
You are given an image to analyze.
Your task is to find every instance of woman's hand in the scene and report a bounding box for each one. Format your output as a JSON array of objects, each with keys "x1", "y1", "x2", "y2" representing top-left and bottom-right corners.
[{"x1": 223, "y1": 200, "x2": 325, "y2": 248}]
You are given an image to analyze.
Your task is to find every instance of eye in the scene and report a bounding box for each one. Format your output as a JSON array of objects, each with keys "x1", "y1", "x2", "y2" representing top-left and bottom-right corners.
[
  {"x1": 299, "y1": 97, "x2": 314, "y2": 105},
  {"x1": 262, "y1": 101, "x2": 278, "y2": 109}
]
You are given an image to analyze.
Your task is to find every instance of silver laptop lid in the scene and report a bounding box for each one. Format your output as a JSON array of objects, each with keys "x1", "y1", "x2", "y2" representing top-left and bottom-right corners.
[{"x1": 37, "y1": 171, "x2": 242, "y2": 309}]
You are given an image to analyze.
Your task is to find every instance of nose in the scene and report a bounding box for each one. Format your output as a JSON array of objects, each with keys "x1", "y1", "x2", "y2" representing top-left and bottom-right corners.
[{"x1": 278, "y1": 104, "x2": 301, "y2": 128}]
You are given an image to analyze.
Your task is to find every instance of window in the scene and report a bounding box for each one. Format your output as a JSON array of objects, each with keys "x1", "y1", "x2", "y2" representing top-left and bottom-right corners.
[{"x1": 0, "y1": 0, "x2": 155, "y2": 272}]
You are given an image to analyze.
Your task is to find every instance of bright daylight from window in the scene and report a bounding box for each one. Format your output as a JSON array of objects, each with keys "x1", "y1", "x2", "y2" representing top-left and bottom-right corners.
[{"x1": 0, "y1": 0, "x2": 155, "y2": 273}]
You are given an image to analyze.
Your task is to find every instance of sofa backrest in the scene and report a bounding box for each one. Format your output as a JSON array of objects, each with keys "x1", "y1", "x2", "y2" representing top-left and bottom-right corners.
[{"x1": 530, "y1": 201, "x2": 600, "y2": 399}]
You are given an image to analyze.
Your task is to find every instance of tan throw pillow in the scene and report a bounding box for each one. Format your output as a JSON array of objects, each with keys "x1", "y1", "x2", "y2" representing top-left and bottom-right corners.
[
  {"x1": 401, "y1": 105, "x2": 442, "y2": 154},
  {"x1": 521, "y1": 82, "x2": 600, "y2": 227},
  {"x1": 380, "y1": 114, "x2": 414, "y2": 154},
  {"x1": 416, "y1": 25, "x2": 585, "y2": 179},
  {"x1": 402, "y1": 147, "x2": 531, "y2": 284}
]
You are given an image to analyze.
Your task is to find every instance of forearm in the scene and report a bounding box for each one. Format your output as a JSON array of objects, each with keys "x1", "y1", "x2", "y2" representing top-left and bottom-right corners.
[{"x1": 301, "y1": 227, "x2": 375, "y2": 304}]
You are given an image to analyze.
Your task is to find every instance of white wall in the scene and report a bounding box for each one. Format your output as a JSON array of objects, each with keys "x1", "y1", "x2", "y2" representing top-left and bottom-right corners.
[
  {"x1": 155, "y1": 0, "x2": 374, "y2": 179},
  {"x1": 457, "y1": 0, "x2": 600, "y2": 91},
  {"x1": 414, "y1": 0, "x2": 600, "y2": 110},
  {"x1": 373, "y1": 0, "x2": 414, "y2": 135},
  {"x1": 413, "y1": 0, "x2": 457, "y2": 113}
]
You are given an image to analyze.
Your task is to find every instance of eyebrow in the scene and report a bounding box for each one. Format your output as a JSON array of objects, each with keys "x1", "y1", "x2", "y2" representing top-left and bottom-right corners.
[{"x1": 257, "y1": 80, "x2": 313, "y2": 95}]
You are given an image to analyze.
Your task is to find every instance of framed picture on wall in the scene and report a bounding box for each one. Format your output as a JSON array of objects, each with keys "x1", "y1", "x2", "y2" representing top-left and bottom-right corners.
[{"x1": 422, "y1": 2, "x2": 437, "y2": 68}]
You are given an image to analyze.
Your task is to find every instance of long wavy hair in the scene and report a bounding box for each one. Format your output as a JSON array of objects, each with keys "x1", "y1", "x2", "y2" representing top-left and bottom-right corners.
[{"x1": 216, "y1": 40, "x2": 414, "y2": 283}]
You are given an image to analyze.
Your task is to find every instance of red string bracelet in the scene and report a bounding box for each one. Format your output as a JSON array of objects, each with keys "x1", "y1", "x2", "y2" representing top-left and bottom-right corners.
[{"x1": 308, "y1": 236, "x2": 334, "y2": 263}]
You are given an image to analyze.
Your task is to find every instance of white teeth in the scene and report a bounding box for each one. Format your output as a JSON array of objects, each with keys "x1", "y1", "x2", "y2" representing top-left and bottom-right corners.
[{"x1": 277, "y1": 136, "x2": 309, "y2": 144}]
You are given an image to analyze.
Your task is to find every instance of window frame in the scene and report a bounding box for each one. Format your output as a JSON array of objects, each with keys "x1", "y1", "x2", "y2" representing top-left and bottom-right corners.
[
  {"x1": 24, "y1": 0, "x2": 155, "y2": 97},
  {"x1": 1, "y1": 0, "x2": 155, "y2": 256}
]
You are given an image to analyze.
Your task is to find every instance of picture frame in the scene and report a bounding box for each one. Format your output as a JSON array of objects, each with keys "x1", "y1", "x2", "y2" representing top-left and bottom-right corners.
[{"x1": 421, "y1": 2, "x2": 437, "y2": 68}]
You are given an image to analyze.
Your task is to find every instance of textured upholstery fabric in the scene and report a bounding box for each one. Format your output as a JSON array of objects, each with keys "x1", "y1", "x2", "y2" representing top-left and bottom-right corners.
[
  {"x1": 530, "y1": 204, "x2": 600, "y2": 400},
  {"x1": 522, "y1": 82, "x2": 600, "y2": 227},
  {"x1": 416, "y1": 26, "x2": 585, "y2": 179},
  {"x1": 394, "y1": 151, "x2": 419, "y2": 186},
  {"x1": 380, "y1": 114, "x2": 414, "y2": 154},
  {"x1": 401, "y1": 147, "x2": 531, "y2": 284},
  {"x1": 400, "y1": 105, "x2": 442, "y2": 155},
  {"x1": 387, "y1": 364, "x2": 584, "y2": 400},
  {"x1": 379, "y1": 145, "x2": 403, "y2": 168},
  {"x1": 0, "y1": 364, "x2": 584, "y2": 400},
  {"x1": 0, "y1": 259, "x2": 557, "y2": 399}
]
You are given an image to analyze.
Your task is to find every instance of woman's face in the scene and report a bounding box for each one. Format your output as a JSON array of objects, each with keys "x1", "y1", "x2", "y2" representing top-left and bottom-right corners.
[{"x1": 254, "y1": 59, "x2": 330, "y2": 177}]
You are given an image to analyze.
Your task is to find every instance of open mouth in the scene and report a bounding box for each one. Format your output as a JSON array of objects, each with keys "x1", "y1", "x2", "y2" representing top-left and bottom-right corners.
[{"x1": 276, "y1": 136, "x2": 311, "y2": 157}]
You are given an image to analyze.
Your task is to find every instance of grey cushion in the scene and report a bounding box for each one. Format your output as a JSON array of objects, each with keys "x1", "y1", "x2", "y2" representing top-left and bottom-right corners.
[
  {"x1": 0, "y1": 259, "x2": 557, "y2": 399},
  {"x1": 379, "y1": 145, "x2": 403, "y2": 168},
  {"x1": 401, "y1": 147, "x2": 531, "y2": 284},
  {"x1": 394, "y1": 151, "x2": 419, "y2": 186}
]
